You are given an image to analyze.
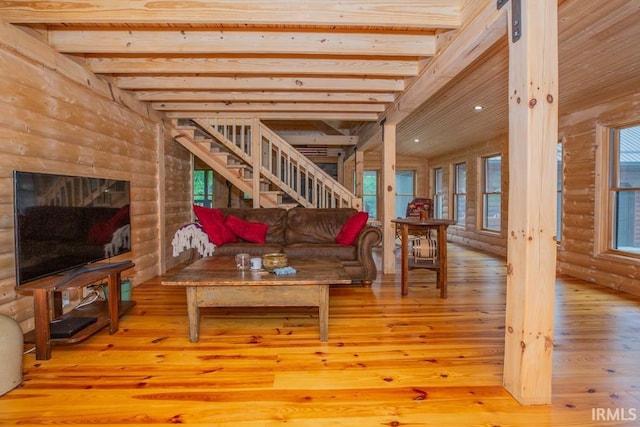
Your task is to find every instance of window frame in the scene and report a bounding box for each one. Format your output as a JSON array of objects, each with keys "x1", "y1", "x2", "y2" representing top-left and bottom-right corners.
[
  {"x1": 556, "y1": 140, "x2": 563, "y2": 243},
  {"x1": 480, "y1": 154, "x2": 502, "y2": 232},
  {"x1": 432, "y1": 167, "x2": 444, "y2": 219},
  {"x1": 395, "y1": 170, "x2": 415, "y2": 219},
  {"x1": 193, "y1": 168, "x2": 214, "y2": 208},
  {"x1": 362, "y1": 169, "x2": 379, "y2": 220},
  {"x1": 452, "y1": 162, "x2": 467, "y2": 226},
  {"x1": 595, "y1": 121, "x2": 640, "y2": 261}
]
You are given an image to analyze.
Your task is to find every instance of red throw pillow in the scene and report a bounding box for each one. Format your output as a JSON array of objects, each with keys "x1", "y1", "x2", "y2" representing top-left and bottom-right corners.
[
  {"x1": 193, "y1": 205, "x2": 237, "y2": 246},
  {"x1": 193, "y1": 205, "x2": 224, "y2": 223},
  {"x1": 225, "y1": 215, "x2": 269, "y2": 243},
  {"x1": 335, "y1": 211, "x2": 369, "y2": 245}
]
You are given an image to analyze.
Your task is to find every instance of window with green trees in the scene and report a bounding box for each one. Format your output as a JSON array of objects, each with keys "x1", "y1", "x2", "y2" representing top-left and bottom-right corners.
[{"x1": 193, "y1": 169, "x2": 214, "y2": 207}]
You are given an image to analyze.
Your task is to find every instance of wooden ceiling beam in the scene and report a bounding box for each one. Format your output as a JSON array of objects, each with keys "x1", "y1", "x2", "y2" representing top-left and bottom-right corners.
[
  {"x1": 48, "y1": 29, "x2": 436, "y2": 56},
  {"x1": 116, "y1": 76, "x2": 404, "y2": 92},
  {"x1": 135, "y1": 91, "x2": 396, "y2": 103},
  {"x1": 165, "y1": 112, "x2": 380, "y2": 121},
  {"x1": 84, "y1": 56, "x2": 420, "y2": 77},
  {"x1": 311, "y1": 121, "x2": 347, "y2": 136},
  {"x1": 151, "y1": 102, "x2": 386, "y2": 113},
  {"x1": 283, "y1": 135, "x2": 358, "y2": 146},
  {"x1": 0, "y1": 0, "x2": 461, "y2": 29}
]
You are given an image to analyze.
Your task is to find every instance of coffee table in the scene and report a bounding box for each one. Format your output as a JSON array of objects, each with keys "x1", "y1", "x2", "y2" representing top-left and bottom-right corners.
[{"x1": 162, "y1": 256, "x2": 351, "y2": 342}]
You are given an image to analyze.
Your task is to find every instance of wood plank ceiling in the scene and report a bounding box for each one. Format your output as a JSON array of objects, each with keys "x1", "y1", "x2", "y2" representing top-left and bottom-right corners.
[
  {"x1": 395, "y1": 0, "x2": 640, "y2": 159},
  {"x1": 1, "y1": 0, "x2": 639, "y2": 158},
  {"x1": 0, "y1": 0, "x2": 461, "y2": 152}
]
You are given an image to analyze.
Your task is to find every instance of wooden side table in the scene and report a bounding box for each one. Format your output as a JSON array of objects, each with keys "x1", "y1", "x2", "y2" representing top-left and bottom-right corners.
[{"x1": 391, "y1": 218, "x2": 456, "y2": 298}]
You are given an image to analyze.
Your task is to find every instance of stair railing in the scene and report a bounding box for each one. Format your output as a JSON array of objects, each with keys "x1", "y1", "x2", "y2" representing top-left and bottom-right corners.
[{"x1": 193, "y1": 118, "x2": 361, "y2": 209}]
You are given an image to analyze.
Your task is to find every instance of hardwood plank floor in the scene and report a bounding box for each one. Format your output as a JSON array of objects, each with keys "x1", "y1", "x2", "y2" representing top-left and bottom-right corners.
[{"x1": 1, "y1": 244, "x2": 639, "y2": 426}]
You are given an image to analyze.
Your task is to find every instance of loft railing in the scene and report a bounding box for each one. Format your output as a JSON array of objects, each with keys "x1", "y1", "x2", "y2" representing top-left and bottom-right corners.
[{"x1": 192, "y1": 118, "x2": 361, "y2": 209}]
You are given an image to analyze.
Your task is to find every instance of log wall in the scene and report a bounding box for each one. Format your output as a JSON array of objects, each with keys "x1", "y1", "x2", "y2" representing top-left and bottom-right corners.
[
  {"x1": 427, "y1": 136, "x2": 508, "y2": 257},
  {"x1": 425, "y1": 92, "x2": 640, "y2": 296},
  {"x1": 0, "y1": 23, "x2": 164, "y2": 332},
  {"x1": 557, "y1": 91, "x2": 640, "y2": 295},
  {"x1": 363, "y1": 151, "x2": 430, "y2": 201},
  {"x1": 162, "y1": 124, "x2": 193, "y2": 270}
]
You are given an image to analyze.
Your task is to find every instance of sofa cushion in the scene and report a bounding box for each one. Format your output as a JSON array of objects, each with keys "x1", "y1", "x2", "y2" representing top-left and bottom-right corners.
[
  {"x1": 220, "y1": 208, "x2": 287, "y2": 244},
  {"x1": 335, "y1": 211, "x2": 369, "y2": 245},
  {"x1": 285, "y1": 208, "x2": 357, "y2": 244},
  {"x1": 224, "y1": 215, "x2": 268, "y2": 243},
  {"x1": 193, "y1": 205, "x2": 237, "y2": 246}
]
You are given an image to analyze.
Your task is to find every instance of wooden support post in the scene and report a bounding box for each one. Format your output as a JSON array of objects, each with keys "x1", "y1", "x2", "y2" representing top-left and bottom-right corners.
[
  {"x1": 382, "y1": 123, "x2": 396, "y2": 274},
  {"x1": 503, "y1": 0, "x2": 558, "y2": 405},
  {"x1": 354, "y1": 149, "x2": 364, "y2": 198},
  {"x1": 251, "y1": 118, "x2": 261, "y2": 208}
]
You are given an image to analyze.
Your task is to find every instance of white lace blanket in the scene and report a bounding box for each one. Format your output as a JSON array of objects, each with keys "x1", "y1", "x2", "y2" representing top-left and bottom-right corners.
[{"x1": 171, "y1": 223, "x2": 215, "y2": 257}]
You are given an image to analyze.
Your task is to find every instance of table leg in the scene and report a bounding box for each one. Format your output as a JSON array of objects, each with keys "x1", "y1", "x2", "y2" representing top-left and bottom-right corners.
[
  {"x1": 32, "y1": 289, "x2": 52, "y2": 360},
  {"x1": 107, "y1": 272, "x2": 120, "y2": 334},
  {"x1": 318, "y1": 285, "x2": 329, "y2": 342},
  {"x1": 438, "y1": 225, "x2": 448, "y2": 299},
  {"x1": 401, "y1": 224, "x2": 409, "y2": 296},
  {"x1": 186, "y1": 287, "x2": 200, "y2": 342}
]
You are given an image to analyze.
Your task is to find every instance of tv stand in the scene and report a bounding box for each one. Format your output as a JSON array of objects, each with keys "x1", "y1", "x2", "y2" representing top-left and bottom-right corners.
[{"x1": 16, "y1": 261, "x2": 135, "y2": 360}]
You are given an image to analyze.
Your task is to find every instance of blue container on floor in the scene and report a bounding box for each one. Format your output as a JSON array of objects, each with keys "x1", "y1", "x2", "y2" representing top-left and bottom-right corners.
[{"x1": 104, "y1": 279, "x2": 132, "y2": 301}]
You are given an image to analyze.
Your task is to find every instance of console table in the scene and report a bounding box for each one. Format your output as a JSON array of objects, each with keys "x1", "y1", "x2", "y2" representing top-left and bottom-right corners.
[
  {"x1": 16, "y1": 261, "x2": 135, "y2": 360},
  {"x1": 391, "y1": 218, "x2": 456, "y2": 298}
]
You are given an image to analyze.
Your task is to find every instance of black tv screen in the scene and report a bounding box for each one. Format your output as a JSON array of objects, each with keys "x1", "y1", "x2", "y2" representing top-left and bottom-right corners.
[{"x1": 13, "y1": 171, "x2": 131, "y2": 286}]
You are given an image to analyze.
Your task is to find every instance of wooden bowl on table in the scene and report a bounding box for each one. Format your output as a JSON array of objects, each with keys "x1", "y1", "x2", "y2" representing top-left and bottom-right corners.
[{"x1": 262, "y1": 253, "x2": 288, "y2": 271}]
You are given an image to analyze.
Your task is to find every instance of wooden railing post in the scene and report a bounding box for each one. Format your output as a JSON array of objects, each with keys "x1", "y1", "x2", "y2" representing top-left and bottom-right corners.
[{"x1": 251, "y1": 118, "x2": 261, "y2": 208}]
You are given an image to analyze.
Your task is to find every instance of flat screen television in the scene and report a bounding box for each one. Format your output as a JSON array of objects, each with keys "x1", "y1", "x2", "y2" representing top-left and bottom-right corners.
[{"x1": 13, "y1": 171, "x2": 131, "y2": 286}]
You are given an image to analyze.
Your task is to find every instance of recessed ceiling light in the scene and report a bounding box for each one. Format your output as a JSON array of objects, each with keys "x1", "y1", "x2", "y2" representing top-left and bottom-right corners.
[
  {"x1": 414, "y1": 138, "x2": 420, "y2": 143},
  {"x1": 473, "y1": 105, "x2": 484, "y2": 111}
]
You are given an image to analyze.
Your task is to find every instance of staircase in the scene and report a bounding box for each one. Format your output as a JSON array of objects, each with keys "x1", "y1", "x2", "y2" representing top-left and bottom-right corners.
[{"x1": 171, "y1": 118, "x2": 361, "y2": 210}]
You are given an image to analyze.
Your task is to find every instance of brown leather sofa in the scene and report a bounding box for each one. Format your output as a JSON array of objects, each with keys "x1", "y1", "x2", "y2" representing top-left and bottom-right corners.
[{"x1": 210, "y1": 207, "x2": 382, "y2": 285}]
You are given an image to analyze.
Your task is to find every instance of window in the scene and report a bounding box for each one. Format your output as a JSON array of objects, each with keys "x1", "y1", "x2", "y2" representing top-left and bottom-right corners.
[
  {"x1": 433, "y1": 168, "x2": 443, "y2": 219},
  {"x1": 396, "y1": 170, "x2": 415, "y2": 218},
  {"x1": 481, "y1": 155, "x2": 501, "y2": 232},
  {"x1": 193, "y1": 169, "x2": 214, "y2": 207},
  {"x1": 363, "y1": 170, "x2": 378, "y2": 220},
  {"x1": 557, "y1": 142, "x2": 563, "y2": 242},
  {"x1": 453, "y1": 163, "x2": 466, "y2": 225},
  {"x1": 610, "y1": 124, "x2": 640, "y2": 254}
]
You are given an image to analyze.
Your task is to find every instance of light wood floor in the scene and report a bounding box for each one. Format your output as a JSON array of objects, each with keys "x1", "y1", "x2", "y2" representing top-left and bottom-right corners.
[{"x1": 2, "y1": 244, "x2": 639, "y2": 426}]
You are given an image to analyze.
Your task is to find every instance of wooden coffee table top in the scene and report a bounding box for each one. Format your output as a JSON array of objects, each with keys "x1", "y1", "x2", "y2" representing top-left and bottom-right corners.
[{"x1": 162, "y1": 256, "x2": 351, "y2": 287}]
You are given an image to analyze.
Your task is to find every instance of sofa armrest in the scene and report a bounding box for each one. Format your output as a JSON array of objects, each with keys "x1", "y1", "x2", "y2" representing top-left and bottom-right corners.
[{"x1": 354, "y1": 225, "x2": 382, "y2": 281}]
